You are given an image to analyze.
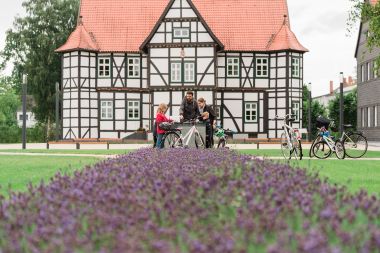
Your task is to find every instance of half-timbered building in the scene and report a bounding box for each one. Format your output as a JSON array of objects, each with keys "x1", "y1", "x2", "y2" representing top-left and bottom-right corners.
[{"x1": 57, "y1": 0, "x2": 308, "y2": 140}]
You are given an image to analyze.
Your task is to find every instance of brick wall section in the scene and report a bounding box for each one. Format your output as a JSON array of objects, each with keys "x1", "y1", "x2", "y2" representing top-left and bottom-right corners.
[{"x1": 356, "y1": 22, "x2": 380, "y2": 141}]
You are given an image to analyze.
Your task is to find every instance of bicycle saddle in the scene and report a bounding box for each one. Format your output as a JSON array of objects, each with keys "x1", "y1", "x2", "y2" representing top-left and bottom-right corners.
[{"x1": 343, "y1": 124, "x2": 353, "y2": 128}]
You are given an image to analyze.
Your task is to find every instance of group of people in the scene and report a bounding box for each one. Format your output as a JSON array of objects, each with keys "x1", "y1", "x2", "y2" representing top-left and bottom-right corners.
[{"x1": 154, "y1": 91, "x2": 217, "y2": 149}]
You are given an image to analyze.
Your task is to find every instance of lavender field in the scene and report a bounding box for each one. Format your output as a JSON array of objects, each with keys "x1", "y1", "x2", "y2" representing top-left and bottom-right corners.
[{"x1": 0, "y1": 149, "x2": 379, "y2": 253}]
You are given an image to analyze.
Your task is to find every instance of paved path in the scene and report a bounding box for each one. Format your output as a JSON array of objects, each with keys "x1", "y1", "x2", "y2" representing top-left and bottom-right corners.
[
  {"x1": 2, "y1": 143, "x2": 380, "y2": 151},
  {"x1": 1, "y1": 151, "x2": 380, "y2": 161},
  {"x1": 0, "y1": 152, "x2": 117, "y2": 159}
]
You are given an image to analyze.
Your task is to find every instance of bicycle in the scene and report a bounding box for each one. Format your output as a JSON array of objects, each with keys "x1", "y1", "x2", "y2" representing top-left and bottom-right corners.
[
  {"x1": 270, "y1": 114, "x2": 303, "y2": 160},
  {"x1": 339, "y1": 124, "x2": 368, "y2": 158},
  {"x1": 161, "y1": 119, "x2": 205, "y2": 149},
  {"x1": 214, "y1": 127, "x2": 234, "y2": 148},
  {"x1": 312, "y1": 126, "x2": 345, "y2": 159},
  {"x1": 310, "y1": 117, "x2": 368, "y2": 159}
]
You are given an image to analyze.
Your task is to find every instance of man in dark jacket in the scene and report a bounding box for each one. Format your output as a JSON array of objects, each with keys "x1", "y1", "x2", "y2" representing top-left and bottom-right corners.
[
  {"x1": 197, "y1": 97, "x2": 217, "y2": 148},
  {"x1": 179, "y1": 91, "x2": 200, "y2": 121}
]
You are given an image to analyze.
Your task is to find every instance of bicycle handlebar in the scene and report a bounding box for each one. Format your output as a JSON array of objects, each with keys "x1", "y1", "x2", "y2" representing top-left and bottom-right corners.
[{"x1": 269, "y1": 114, "x2": 296, "y2": 121}]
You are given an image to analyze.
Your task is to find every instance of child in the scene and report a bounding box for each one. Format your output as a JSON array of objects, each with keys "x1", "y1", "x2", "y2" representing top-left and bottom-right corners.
[{"x1": 155, "y1": 103, "x2": 172, "y2": 149}]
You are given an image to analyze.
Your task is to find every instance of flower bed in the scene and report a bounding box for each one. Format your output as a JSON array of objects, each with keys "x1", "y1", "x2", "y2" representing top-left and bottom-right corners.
[{"x1": 0, "y1": 149, "x2": 379, "y2": 252}]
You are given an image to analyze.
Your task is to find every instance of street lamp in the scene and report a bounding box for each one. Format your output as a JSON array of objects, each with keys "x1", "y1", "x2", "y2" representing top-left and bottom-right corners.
[
  {"x1": 339, "y1": 72, "x2": 344, "y2": 135},
  {"x1": 307, "y1": 82, "x2": 312, "y2": 142},
  {"x1": 22, "y1": 74, "x2": 27, "y2": 150},
  {"x1": 55, "y1": 82, "x2": 60, "y2": 141}
]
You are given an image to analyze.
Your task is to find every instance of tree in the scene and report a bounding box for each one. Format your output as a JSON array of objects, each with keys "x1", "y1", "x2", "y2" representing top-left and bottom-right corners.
[
  {"x1": 328, "y1": 89, "x2": 358, "y2": 131},
  {"x1": 302, "y1": 85, "x2": 327, "y2": 138},
  {"x1": 0, "y1": 76, "x2": 20, "y2": 127},
  {"x1": 0, "y1": 0, "x2": 79, "y2": 124}
]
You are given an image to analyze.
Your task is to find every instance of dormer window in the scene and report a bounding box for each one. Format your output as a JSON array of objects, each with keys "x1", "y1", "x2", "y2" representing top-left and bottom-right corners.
[{"x1": 173, "y1": 28, "x2": 190, "y2": 39}]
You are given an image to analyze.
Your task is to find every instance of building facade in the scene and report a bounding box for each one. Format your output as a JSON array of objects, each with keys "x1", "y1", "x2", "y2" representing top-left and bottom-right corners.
[
  {"x1": 57, "y1": 0, "x2": 307, "y2": 140},
  {"x1": 355, "y1": 0, "x2": 380, "y2": 141}
]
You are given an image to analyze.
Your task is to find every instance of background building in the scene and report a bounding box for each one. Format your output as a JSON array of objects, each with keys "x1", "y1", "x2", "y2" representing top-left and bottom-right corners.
[
  {"x1": 355, "y1": 0, "x2": 380, "y2": 141},
  {"x1": 313, "y1": 76, "x2": 356, "y2": 108}
]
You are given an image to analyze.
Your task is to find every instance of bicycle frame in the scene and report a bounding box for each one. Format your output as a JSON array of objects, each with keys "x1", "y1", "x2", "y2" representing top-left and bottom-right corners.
[
  {"x1": 171, "y1": 120, "x2": 202, "y2": 147},
  {"x1": 320, "y1": 134, "x2": 337, "y2": 152}
]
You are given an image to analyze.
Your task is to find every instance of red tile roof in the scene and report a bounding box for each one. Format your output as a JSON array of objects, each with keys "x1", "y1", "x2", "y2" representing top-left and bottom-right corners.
[
  {"x1": 57, "y1": 0, "x2": 307, "y2": 53},
  {"x1": 56, "y1": 21, "x2": 99, "y2": 52},
  {"x1": 266, "y1": 17, "x2": 308, "y2": 52}
]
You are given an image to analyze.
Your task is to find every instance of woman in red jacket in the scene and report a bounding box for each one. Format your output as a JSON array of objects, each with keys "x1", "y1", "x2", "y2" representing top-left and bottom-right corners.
[{"x1": 156, "y1": 103, "x2": 172, "y2": 149}]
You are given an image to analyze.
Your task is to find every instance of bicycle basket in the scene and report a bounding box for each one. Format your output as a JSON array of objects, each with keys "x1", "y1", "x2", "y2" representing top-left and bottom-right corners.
[
  {"x1": 215, "y1": 128, "x2": 225, "y2": 138},
  {"x1": 316, "y1": 116, "x2": 331, "y2": 129},
  {"x1": 158, "y1": 122, "x2": 177, "y2": 131}
]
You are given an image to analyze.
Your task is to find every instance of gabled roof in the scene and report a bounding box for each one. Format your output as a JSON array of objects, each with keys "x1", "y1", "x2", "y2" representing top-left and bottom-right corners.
[
  {"x1": 266, "y1": 16, "x2": 309, "y2": 52},
  {"x1": 57, "y1": 0, "x2": 307, "y2": 53},
  {"x1": 56, "y1": 20, "x2": 99, "y2": 53}
]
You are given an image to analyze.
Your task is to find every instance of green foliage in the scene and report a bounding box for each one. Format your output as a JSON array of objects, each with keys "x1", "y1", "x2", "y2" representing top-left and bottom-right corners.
[
  {"x1": 302, "y1": 85, "x2": 327, "y2": 138},
  {"x1": 0, "y1": 89, "x2": 21, "y2": 127},
  {"x1": 0, "y1": 0, "x2": 79, "y2": 123},
  {"x1": 349, "y1": 0, "x2": 380, "y2": 68},
  {"x1": 328, "y1": 89, "x2": 357, "y2": 131},
  {"x1": 0, "y1": 124, "x2": 46, "y2": 143}
]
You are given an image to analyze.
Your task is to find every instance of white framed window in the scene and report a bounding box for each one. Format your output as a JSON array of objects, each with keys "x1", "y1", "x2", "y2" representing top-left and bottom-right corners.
[
  {"x1": 171, "y1": 62, "x2": 182, "y2": 83},
  {"x1": 361, "y1": 65, "x2": 365, "y2": 83},
  {"x1": 98, "y1": 57, "x2": 111, "y2": 78},
  {"x1": 361, "y1": 108, "x2": 365, "y2": 127},
  {"x1": 184, "y1": 62, "x2": 195, "y2": 82},
  {"x1": 368, "y1": 107, "x2": 371, "y2": 128},
  {"x1": 127, "y1": 101, "x2": 140, "y2": 120},
  {"x1": 374, "y1": 61, "x2": 378, "y2": 79},
  {"x1": 367, "y1": 62, "x2": 371, "y2": 81},
  {"x1": 101, "y1": 100, "x2": 113, "y2": 120},
  {"x1": 292, "y1": 58, "x2": 300, "y2": 78},
  {"x1": 375, "y1": 106, "x2": 378, "y2": 127},
  {"x1": 291, "y1": 101, "x2": 300, "y2": 121},
  {"x1": 173, "y1": 28, "x2": 190, "y2": 38},
  {"x1": 245, "y1": 103, "x2": 258, "y2": 123},
  {"x1": 128, "y1": 58, "x2": 140, "y2": 78},
  {"x1": 256, "y1": 58, "x2": 269, "y2": 77},
  {"x1": 227, "y1": 58, "x2": 240, "y2": 77}
]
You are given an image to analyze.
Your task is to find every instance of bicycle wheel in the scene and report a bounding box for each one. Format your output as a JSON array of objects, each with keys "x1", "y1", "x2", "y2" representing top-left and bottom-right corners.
[
  {"x1": 335, "y1": 140, "x2": 346, "y2": 160},
  {"x1": 312, "y1": 141, "x2": 331, "y2": 159},
  {"x1": 280, "y1": 132, "x2": 292, "y2": 159},
  {"x1": 293, "y1": 139, "x2": 303, "y2": 160},
  {"x1": 309, "y1": 136, "x2": 322, "y2": 158},
  {"x1": 162, "y1": 132, "x2": 182, "y2": 148},
  {"x1": 195, "y1": 132, "x2": 205, "y2": 149},
  {"x1": 343, "y1": 133, "x2": 368, "y2": 158}
]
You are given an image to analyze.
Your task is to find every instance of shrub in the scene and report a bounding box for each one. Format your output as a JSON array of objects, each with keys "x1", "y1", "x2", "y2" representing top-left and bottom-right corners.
[{"x1": 0, "y1": 149, "x2": 379, "y2": 252}]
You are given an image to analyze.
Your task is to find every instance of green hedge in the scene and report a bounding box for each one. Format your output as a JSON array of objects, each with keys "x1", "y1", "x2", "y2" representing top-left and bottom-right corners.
[{"x1": 0, "y1": 124, "x2": 46, "y2": 143}]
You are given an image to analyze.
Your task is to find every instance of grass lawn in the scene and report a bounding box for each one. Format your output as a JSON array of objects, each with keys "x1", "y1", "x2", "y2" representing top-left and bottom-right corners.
[
  {"x1": 240, "y1": 149, "x2": 380, "y2": 195},
  {"x1": 0, "y1": 156, "x2": 101, "y2": 197},
  {"x1": 239, "y1": 149, "x2": 380, "y2": 158}
]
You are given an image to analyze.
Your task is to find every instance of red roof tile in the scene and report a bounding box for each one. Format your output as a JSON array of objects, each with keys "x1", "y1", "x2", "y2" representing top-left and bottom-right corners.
[
  {"x1": 56, "y1": 21, "x2": 99, "y2": 52},
  {"x1": 57, "y1": 0, "x2": 307, "y2": 53},
  {"x1": 266, "y1": 17, "x2": 308, "y2": 52}
]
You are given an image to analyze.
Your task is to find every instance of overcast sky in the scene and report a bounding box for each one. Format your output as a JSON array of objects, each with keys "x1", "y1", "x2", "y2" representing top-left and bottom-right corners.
[{"x1": 0, "y1": 0, "x2": 360, "y2": 97}]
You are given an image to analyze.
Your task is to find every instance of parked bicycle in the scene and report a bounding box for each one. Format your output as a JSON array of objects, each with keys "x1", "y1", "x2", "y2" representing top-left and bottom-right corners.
[
  {"x1": 214, "y1": 126, "x2": 234, "y2": 148},
  {"x1": 312, "y1": 126, "x2": 345, "y2": 159},
  {"x1": 310, "y1": 117, "x2": 368, "y2": 159},
  {"x1": 160, "y1": 119, "x2": 205, "y2": 149},
  {"x1": 269, "y1": 114, "x2": 303, "y2": 160}
]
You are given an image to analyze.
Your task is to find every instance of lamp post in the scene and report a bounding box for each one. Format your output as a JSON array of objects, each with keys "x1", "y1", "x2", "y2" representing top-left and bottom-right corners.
[
  {"x1": 307, "y1": 82, "x2": 312, "y2": 142},
  {"x1": 22, "y1": 75, "x2": 27, "y2": 150},
  {"x1": 339, "y1": 72, "x2": 344, "y2": 135},
  {"x1": 55, "y1": 82, "x2": 60, "y2": 141}
]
